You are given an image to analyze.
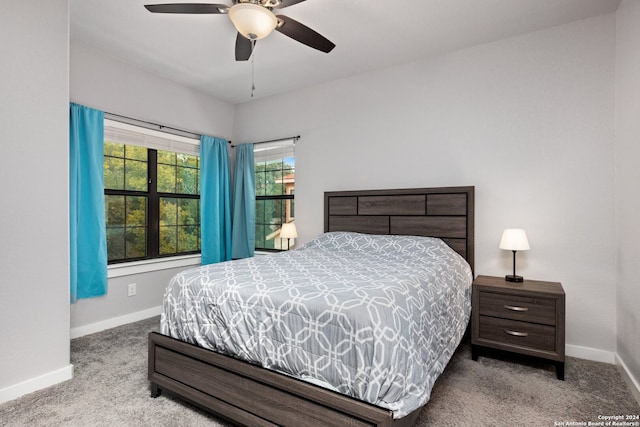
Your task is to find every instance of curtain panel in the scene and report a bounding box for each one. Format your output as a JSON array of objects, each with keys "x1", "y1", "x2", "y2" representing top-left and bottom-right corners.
[
  {"x1": 69, "y1": 103, "x2": 108, "y2": 303},
  {"x1": 200, "y1": 135, "x2": 232, "y2": 265},
  {"x1": 231, "y1": 143, "x2": 255, "y2": 259}
]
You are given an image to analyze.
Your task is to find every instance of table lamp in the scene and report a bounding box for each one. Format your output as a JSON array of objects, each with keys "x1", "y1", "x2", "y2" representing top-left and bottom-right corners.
[
  {"x1": 499, "y1": 228, "x2": 530, "y2": 282},
  {"x1": 280, "y1": 222, "x2": 297, "y2": 250}
]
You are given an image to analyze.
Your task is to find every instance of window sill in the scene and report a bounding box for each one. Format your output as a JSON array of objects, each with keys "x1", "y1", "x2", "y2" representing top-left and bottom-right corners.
[
  {"x1": 107, "y1": 254, "x2": 201, "y2": 278},
  {"x1": 254, "y1": 250, "x2": 273, "y2": 256}
]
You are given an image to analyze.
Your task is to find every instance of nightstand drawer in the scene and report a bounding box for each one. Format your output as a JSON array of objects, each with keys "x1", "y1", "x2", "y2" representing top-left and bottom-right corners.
[
  {"x1": 477, "y1": 315, "x2": 556, "y2": 352},
  {"x1": 478, "y1": 291, "x2": 556, "y2": 325}
]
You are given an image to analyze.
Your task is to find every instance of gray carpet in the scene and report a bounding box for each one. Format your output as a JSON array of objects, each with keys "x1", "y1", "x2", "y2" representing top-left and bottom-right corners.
[{"x1": 1, "y1": 316, "x2": 638, "y2": 426}]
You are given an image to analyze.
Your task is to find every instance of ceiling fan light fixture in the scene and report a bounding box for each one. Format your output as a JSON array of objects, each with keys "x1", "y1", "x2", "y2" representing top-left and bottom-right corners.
[{"x1": 228, "y1": 3, "x2": 277, "y2": 40}]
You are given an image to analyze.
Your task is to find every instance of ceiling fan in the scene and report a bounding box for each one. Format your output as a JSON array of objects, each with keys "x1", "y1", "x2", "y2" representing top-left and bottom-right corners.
[{"x1": 144, "y1": 0, "x2": 336, "y2": 61}]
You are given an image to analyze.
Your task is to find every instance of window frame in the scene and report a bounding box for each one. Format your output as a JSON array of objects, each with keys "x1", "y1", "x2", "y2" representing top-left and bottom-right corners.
[
  {"x1": 103, "y1": 119, "x2": 201, "y2": 265},
  {"x1": 254, "y1": 139, "x2": 295, "y2": 252}
]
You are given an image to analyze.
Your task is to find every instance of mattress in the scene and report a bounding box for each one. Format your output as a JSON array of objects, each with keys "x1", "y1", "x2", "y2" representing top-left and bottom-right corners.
[{"x1": 161, "y1": 231, "x2": 472, "y2": 418}]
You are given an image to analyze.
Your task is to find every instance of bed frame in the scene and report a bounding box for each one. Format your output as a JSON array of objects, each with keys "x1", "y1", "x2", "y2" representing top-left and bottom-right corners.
[{"x1": 148, "y1": 186, "x2": 475, "y2": 426}]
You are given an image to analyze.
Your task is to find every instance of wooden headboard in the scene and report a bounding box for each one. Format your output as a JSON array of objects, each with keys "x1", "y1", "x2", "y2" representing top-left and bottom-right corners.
[{"x1": 324, "y1": 186, "x2": 475, "y2": 271}]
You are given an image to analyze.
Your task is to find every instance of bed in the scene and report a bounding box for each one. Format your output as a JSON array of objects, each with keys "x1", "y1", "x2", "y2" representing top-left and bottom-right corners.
[{"x1": 148, "y1": 186, "x2": 475, "y2": 426}]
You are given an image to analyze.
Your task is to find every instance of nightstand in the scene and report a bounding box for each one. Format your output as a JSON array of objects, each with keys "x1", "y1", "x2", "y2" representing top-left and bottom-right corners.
[{"x1": 471, "y1": 275, "x2": 566, "y2": 380}]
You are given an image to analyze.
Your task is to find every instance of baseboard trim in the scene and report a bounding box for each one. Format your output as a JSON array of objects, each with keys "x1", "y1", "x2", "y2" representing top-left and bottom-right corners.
[
  {"x1": 566, "y1": 344, "x2": 640, "y2": 403},
  {"x1": 616, "y1": 354, "x2": 640, "y2": 405},
  {"x1": 70, "y1": 306, "x2": 161, "y2": 339},
  {"x1": 566, "y1": 344, "x2": 616, "y2": 364},
  {"x1": 0, "y1": 364, "x2": 73, "y2": 405}
]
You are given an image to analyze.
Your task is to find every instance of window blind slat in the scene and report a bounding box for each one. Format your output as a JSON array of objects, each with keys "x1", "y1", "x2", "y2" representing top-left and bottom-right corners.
[
  {"x1": 104, "y1": 119, "x2": 199, "y2": 155},
  {"x1": 254, "y1": 139, "x2": 295, "y2": 163}
]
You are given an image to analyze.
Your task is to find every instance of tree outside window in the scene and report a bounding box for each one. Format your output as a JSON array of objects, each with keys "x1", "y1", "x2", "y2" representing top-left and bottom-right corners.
[{"x1": 104, "y1": 140, "x2": 200, "y2": 263}]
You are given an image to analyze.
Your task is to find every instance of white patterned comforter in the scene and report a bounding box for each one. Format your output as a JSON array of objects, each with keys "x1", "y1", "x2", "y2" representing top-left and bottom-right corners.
[{"x1": 161, "y1": 232, "x2": 472, "y2": 418}]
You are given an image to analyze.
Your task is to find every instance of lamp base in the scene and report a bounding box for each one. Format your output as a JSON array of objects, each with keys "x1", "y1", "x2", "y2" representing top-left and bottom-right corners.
[{"x1": 505, "y1": 275, "x2": 524, "y2": 283}]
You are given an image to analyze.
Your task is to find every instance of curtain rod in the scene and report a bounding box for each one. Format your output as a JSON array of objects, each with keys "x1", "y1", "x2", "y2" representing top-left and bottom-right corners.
[
  {"x1": 104, "y1": 112, "x2": 232, "y2": 144},
  {"x1": 231, "y1": 135, "x2": 299, "y2": 148}
]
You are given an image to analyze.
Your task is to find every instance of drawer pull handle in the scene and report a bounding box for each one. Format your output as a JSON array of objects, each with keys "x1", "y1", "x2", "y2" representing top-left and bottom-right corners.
[
  {"x1": 504, "y1": 305, "x2": 529, "y2": 312},
  {"x1": 504, "y1": 329, "x2": 528, "y2": 337}
]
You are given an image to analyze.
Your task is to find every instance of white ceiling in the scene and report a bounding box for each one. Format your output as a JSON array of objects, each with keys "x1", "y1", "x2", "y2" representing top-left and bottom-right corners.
[{"x1": 70, "y1": 0, "x2": 620, "y2": 105}]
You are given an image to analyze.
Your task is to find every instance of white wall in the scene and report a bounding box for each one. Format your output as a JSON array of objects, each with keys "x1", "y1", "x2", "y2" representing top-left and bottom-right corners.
[
  {"x1": 233, "y1": 15, "x2": 617, "y2": 355},
  {"x1": 69, "y1": 42, "x2": 235, "y2": 330},
  {"x1": 0, "y1": 0, "x2": 72, "y2": 401},
  {"x1": 70, "y1": 266, "x2": 190, "y2": 333},
  {"x1": 71, "y1": 42, "x2": 235, "y2": 140},
  {"x1": 615, "y1": 0, "x2": 640, "y2": 385}
]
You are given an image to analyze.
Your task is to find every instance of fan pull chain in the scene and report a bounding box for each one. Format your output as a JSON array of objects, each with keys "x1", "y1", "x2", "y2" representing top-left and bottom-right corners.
[{"x1": 251, "y1": 42, "x2": 256, "y2": 98}]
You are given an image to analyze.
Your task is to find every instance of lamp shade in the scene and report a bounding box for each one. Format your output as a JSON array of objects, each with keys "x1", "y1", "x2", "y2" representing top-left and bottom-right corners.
[
  {"x1": 228, "y1": 3, "x2": 277, "y2": 40},
  {"x1": 280, "y1": 222, "x2": 298, "y2": 239},
  {"x1": 499, "y1": 229, "x2": 530, "y2": 251}
]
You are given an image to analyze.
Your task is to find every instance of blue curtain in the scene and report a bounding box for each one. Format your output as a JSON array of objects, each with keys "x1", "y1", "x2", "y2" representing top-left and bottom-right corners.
[
  {"x1": 69, "y1": 103, "x2": 107, "y2": 303},
  {"x1": 231, "y1": 144, "x2": 255, "y2": 259},
  {"x1": 200, "y1": 135, "x2": 232, "y2": 265}
]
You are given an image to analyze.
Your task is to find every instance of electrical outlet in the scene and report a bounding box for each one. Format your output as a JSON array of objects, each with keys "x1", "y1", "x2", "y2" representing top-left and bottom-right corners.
[{"x1": 127, "y1": 283, "x2": 136, "y2": 297}]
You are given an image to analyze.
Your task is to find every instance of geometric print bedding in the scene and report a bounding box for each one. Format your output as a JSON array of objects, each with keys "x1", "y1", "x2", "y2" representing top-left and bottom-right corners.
[{"x1": 161, "y1": 232, "x2": 472, "y2": 418}]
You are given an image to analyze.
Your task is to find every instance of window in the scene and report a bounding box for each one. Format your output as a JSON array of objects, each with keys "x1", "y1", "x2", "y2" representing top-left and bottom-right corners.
[
  {"x1": 254, "y1": 139, "x2": 295, "y2": 251},
  {"x1": 103, "y1": 120, "x2": 200, "y2": 263}
]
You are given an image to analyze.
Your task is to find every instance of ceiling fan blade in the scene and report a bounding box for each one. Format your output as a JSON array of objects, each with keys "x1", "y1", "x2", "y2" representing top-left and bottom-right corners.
[
  {"x1": 272, "y1": 0, "x2": 307, "y2": 9},
  {"x1": 144, "y1": 3, "x2": 229, "y2": 14},
  {"x1": 235, "y1": 33, "x2": 254, "y2": 61},
  {"x1": 275, "y1": 15, "x2": 335, "y2": 53}
]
